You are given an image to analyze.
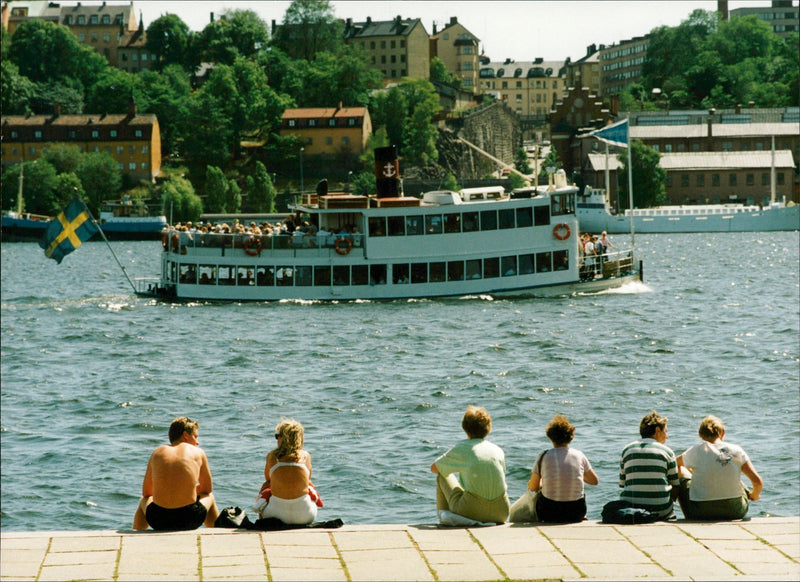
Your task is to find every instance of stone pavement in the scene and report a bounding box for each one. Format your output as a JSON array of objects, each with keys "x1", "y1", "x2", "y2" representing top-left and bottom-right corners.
[{"x1": 1, "y1": 517, "x2": 798, "y2": 581}]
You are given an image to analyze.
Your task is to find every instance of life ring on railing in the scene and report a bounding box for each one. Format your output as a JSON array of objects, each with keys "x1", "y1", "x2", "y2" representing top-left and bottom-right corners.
[
  {"x1": 171, "y1": 232, "x2": 180, "y2": 252},
  {"x1": 161, "y1": 230, "x2": 169, "y2": 251},
  {"x1": 553, "y1": 223, "x2": 571, "y2": 240},
  {"x1": 334, "y1": 237, "x2": 353, "y2": 255},
  {"x1": 243, "y1": 237, "x2": 262, "y2": 256}
]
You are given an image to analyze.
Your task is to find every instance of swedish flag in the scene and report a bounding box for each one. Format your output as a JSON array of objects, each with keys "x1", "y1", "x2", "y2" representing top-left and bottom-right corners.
[{"x1": 39, "y1": 198, "x2": 99, "y2": 264}]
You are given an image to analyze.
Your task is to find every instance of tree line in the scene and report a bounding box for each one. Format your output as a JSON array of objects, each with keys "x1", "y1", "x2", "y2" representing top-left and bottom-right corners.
[{"x1": 2, "y1": 2, "x2": 796, "y2": 218}]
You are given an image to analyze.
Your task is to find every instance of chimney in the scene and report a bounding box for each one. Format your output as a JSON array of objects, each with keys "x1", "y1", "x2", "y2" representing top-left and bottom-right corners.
[
  {"x1": 432, "y1": 21, "x2": 437, "y2": 34},
  {"x1": 366, "y1": 16, "x2": 371, "y2": 24},
  {"x1": 374, "y1": 146, "x2": 401, "y2": 198},
  {"x1": 127, "y1": 96, "x2": 137, "y2": 118},
  {"x1": 54, "y1": 103, "x2": 61, "y2": 117},
  {"x1": 707, "y1": 108, "x2": 715, "y2": 138},
  {"x1": 449, "y1": 16, "x2": 457, "y2": 26},
  {"x1": 210, "y1": 12, "x2": 214, "y2": 23},
  {"x1": 717, "y1": 0, "x2": 729, "y2": 21},
  {"x1": 735, "y1": 103, "x2": 742, "y2": 114}
]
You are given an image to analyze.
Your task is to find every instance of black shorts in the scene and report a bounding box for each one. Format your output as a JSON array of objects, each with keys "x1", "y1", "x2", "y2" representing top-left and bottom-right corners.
[
  {"x1": 536, "y1": 494, "x2": 587, "y2": 523},
  {"x1": 146, "y1": 500, "x2": 207, "y2": 531}
]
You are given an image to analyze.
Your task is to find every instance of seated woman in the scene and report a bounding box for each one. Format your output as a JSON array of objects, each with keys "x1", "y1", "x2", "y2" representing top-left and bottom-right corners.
[
  {"x1": 430, "y1": 405, "x2": 510, "y2": 525},
  {"x1": 254, "y1": 419, "x2": 319, "y2": 525},
  {"x1": 527, "y1": 414, "x2": 598, "y2": 523},
  {"x1": 676, "y1": 415, "x2": 763, "y2": 520}
]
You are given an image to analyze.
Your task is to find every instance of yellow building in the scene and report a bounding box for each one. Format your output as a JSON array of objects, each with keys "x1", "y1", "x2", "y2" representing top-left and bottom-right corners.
[
  {"x1": 343, "y1": 16, "x2": 430, "y2": 85},
  {"x1": 479, "y1": 59, "x2": 566, "y2": 124},
  {"x1": 1, "y1": 101, "x2": 162, "y2": 183},
  {"x1": 279, "y1": 106, "x2": 372, "y2": 156},
  {"x1": 430, "y1": 17, "x2": 481, "y2": 93}
]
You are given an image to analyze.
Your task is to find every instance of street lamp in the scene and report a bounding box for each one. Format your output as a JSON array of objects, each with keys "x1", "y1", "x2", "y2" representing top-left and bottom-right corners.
[
  {"x1": 346, "y1": 170, "x2": 353, "y2": 194},
  {"x1": 299, "y1": 147, "x2": 304, "y2": 195},
  {"x1": 652, "y1": 87, "x2": 670, "y2": 112}
]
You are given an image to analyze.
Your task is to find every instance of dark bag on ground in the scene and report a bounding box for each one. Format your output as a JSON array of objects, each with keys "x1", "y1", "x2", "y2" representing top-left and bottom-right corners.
[
  {"x1": 246, "y1": 517, "x2": 344, "y2": 531},
  {"x1": 215, "y1": 506, "x2": 253, "y2": 528},
  {"x1": 601, "y1": 500, "x2": 660, "y2": 524}
]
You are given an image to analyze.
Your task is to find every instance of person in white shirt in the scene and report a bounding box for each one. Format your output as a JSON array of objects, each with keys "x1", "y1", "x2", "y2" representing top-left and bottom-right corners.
[{"x1": 676, "y1": 415, "x2": 763, "y2": 520}]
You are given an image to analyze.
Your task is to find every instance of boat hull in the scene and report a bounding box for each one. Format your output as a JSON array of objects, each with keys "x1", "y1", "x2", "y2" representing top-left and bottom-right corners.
[
  {"x1": 577, "y1": 203, "x2": 800, "y2": 233},
  {"x1": 1, "y1": 216, "x2": 167, "y2": 242}
]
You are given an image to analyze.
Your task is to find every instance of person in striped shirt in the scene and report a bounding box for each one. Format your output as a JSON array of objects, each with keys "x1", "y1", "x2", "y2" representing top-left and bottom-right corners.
[{"x1": 618, "y1": 410, "x2": 680, "y2": 520}]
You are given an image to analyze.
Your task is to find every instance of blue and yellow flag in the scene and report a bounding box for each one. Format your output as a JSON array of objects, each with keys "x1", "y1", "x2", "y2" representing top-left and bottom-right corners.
[
  {"x1": 590, "y1": 118, "x2": 629, "y2": 148},
  {"x1": 39, "y1": 198, "x2": 99, "y2": 264}
]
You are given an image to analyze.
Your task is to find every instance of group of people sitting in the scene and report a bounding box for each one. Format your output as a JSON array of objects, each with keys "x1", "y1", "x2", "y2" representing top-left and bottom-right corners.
[
  {"x1": 165, "y1": 216, "x2": 362, "y2": 250},
  {"x1": 133, "y1": 408, "x2": 762, "y2": 532},
  {"x1": 432, "y1": 406, "x2": 762, "y2": 526}
]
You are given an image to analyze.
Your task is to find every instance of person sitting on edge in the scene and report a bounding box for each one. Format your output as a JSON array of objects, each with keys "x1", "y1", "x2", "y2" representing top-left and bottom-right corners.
[
  {"x1": 618, "y1": 410, "x2": 680, "y2": 521},
  {"x1": 133, "y1": 417, "x2": 219, "y2": 531},
  {"x1": 430, "y1": 405, "x2": 510, "y2": 525},
  {"x1": 676, "y1": 415, "x2": 763, "y2": 520},
  {"x1": 254, "y1": 419, "x2": 320, "y2": 525},
  {"x1": 527, "y1": 414, "x2": 599, "y2": 523}
]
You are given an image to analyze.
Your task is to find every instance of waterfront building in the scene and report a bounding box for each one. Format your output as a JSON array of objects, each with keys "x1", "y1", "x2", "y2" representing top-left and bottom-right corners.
[
  {"x1": 1, "y1": 100, "x2": 162, "y2": 183},
  {"x1": 430, "y1": 17, "x2": 481, "y2": 94},
  {"x1": 279, "y1": 106, "x2": 372, "y2": 157},
  {"x1": 343, "y1": 16, "x2": 430, "y2": 85}
]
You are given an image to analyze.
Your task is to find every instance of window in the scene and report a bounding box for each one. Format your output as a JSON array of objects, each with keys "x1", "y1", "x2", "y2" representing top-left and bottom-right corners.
[
  {"x1": 110, "y1": 129, "x2": 118, "y2": 137},
  {"x1": 276, "y1": 267, "x2": 293, "y2": 286},
  {"x1": 553, "y1": 250, "x2": 568, "y2": 270},
  {"x1": 103, "y1": 33, "x2": 110, "y2": 42},
  {"x1": 116, "y1": 145, "x2": 124, "y2": 154},
  {"x1": 447, "y1": 261, "x2": 464, "y2": 281},
  {"x1": 519, "y1": 254, "x2": 534, "y2": 274},
  {"x1": 34, "y1": 130, "x2": 43, "y2": 139},
  {"x1": 466, "y1": 259, "x2": 482, "y2": 279},
  {"x1": 78, "y1": 15, "x2": 86, "y2": 24},
  {"x1": 444, "y1": 213, "x2": 461, "y2": 233},
  {"x1": 79, "y1": 33, "x2": 85, "y2": 41},
  {"x1": 722, "y1": 141, "x2": 733, "y2": 152},
  {"x1": 288, "y1": 120, "x2": 296, "y2": 127},
  {"x1": 425, "y1": 215, "x2": 443, "y2": 234},
  {"x1": 681, "y1": 175, "x2": 689, "y2": 187},
  {"x1": 762, "y1": 173, "x2": 770, "y2": 185},
  {"x1": 369, "y1": 217, "x2": 386, "y2": 236},
  {"x1": 325, "y1": 137, "x2": 333, "y2": 145},
  {"x1": 411, "y1": 263, "x2": 427, "y2": 283},
  {"x1": 499, "y1": 208, "x2": 515, "y2": 229},
  {"x1": 746, "y1": 173, "x2": 754, "y2": 186},
  {"x1": 729, "y1": 174, "x2": 737, "y2": 186},
  {"x1": 102, "y1": 14, "x2": 110, "y2": 24},
  {"x1": 480, "y1": 210, "x2": 498, "y2": 230},
  {"x1": 388, "y1": 216, "x2": 405, "y2": 236},
  {"x1": 91, "y1": 33, "x2": 98, "y2": 42},
  {"x1": 328, "y1": 119, "x2": 336, "y2": 127},
  {"x1": 342, "y1": 136, "x2": 350, "y2": 146},
  {"x1": 91, "y1": 130, "x2": 100, "y2": 139},
  {"x1": 315, "y1": 266, "x2": 331, "y2": 286},
  {"x1": 515, "y1": 207, "x2": 532, "y2": 227},
  {"x1": 534, "y1": 205, "x2": 550, "y2": 226},
  {"x1": 536, "y1": 252, "x2": 552, "y2": 273},
  {"x1": 712, "y1": 174, "x2": 720, "y2": 187},
  {"x1": 90, "y1": 15, "x2": 98, "y2": 24},
  {"x1": 484, "y1": 258, "x2": 499, "y2": 278},
  {"x1": 501, "y1": 256, "x2": 517, "y2": 276},
  {"x1": 777, "y1": 172, "x2": 785, "y2": 185},
  {"x1": 333, "y1": 266, "x2": 350, "y2": 286},
  {"x1": 309, "y1": 119, "x2": 317, "y2": 127},
  {"x1": 352, "y1": 265, "x2": 369, "y2": 285},
  {"x1": 129, "y1": 162, "x2": 137, "y2": 170},
  {"x1": 429, "y1": 262, "x2": 445, "y2": 282},
  {"x1": 393, "y1": 264, "x2": 409, "y2": 284},
  {"x1": 142, "y1": 145, "x2": 149, "y2": 154},
  {"x1": 462, "y1": 212, "x2": 479, "y2": 232},
  {"x1": 406, "y1": 215, "x2": 423, "y2": 235},
  {"x1": 135, "y1": 130, "x2": 143, "y2": 137},
  {"x1": 370, "y1": 265, "x2": 387, "y2": 285},
  {"x1": 129, "y1": 145, "x2": 136, "y2": 155},
  {"x1": 696, "y1": 174, "x2": 705, "y2": 187}
]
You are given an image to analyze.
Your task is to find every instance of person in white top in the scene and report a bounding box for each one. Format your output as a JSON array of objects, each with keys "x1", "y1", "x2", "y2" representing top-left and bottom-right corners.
[{"x1": 676, "y1": 415, "x2": 763, "y2": 520}]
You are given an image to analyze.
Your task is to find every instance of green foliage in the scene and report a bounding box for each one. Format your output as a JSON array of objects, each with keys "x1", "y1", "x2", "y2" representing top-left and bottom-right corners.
[
  {"x1": 1, "y1": 59, "x2": 35, "y2": 115},
  {"x1": 191, "y1": 9, "x2": 270, "y2": 67},
  {"x1": 539, "y1": 148, "x2": 562, "y2": 179},
  {"x1": 42, "y1": 144, "x2": 83, "y2": 174},
  {"x1": 161, "y1": 174, "x2": 203, "y2": 223},
  {"x1": 53, "y1": 173, "x2": 84, "y2": 210},
  {"x1": 137, "y1": 65, "x2": 193, "y2": 157},
  {"x1": 145, "y1": 14, "x2": 191, "y2": 70},
  {"x1": 272, "y1": 0, "x2": 343, "y2": 61},
  {"x1": 30, "y1": 81, "x2": 84, "y2": 114},
  {"x1": 350, "y1": 171, "x2": 375, "y2": 196},
  {"x1": 1, "y1": 160, "x2": 58, "y2": 215},
  {"x1": 508, "y1": 172, "x2": 527, "y2": 190},
  {"x1": 84, "y1": 69, "x2": 138, "y2": 114},
  {"x1": 204, "y1": 166, "x2": 230, "y2": 213},
  {"x1": 617, "y1": 140, "x2": 667, "y2": 209},
  {"x1": 515, "y1": 147, "x2": 532, "y2": 174},
  {"x1": 227, "y1": 180, "x2": 243, "y2": 213},
  {"x1": 430, "y1": 57, "x2": 461, "y2": 88},
  {"x1": 369, "y1": 88, "x2": 407, "y2": 151},
  {"x1": 249, "y1": 161, "x2": 277, "y2": 212},
  {"x1": 442, "y1": 173, "x2": 460, "y2": 191},
  {"x1": 74, "y1": 152, "x2": 122, "y2": 214}
]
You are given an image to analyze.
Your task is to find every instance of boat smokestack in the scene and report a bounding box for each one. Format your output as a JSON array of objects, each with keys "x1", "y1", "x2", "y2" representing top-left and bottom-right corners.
[{"x1": 374, "y1": 146, "x2": 401, "y2": 198}]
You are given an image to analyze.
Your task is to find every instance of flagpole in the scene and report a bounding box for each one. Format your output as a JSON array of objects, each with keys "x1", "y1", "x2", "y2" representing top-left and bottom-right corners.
[
  {"x1": 85, "y1": 205, "x2": 138, "y2": 294},
  {"x1": 627, "y1": 121, "x2": 634, "y2": 250}
]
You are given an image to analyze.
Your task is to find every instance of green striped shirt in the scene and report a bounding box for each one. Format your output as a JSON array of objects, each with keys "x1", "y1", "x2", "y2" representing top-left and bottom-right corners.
[{"x1": 619, "y1": 439, "x2": 679, "y2": 517}]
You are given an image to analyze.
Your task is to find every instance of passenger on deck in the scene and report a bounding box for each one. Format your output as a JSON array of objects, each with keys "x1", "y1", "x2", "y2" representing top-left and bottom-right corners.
[
  {"x1": 618, "y1": 410, "x2": 680, "y2": 521},
  {"x1": 254, "y1": 419, "x2": 320, "y2": 525},
  {"x1": 524, "y1": 414, "x2": 598, "y2": 523},
  {"x1": 133, "y1": 417, "x2": 219, "y2": 531},
  {"x1": 676, "y1": 415, "x2": 763, "y2": 520},
  {"x1": 599, "y1": 231, "x2": 616, "y2": 255},
  {"x1": 430, "y1": 405, "x2": 510, "y2": 525}
]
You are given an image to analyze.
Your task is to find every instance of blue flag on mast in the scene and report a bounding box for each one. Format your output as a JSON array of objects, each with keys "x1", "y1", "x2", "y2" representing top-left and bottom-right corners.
[
  {"x1": 590, "y1": 118, "x2": 629, "y2": 148},
  {"x1": 39, "y1": 198, "x2": 99, "y2": 264}
]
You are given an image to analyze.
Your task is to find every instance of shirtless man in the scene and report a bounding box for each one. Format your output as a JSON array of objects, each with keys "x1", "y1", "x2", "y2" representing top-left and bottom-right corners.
[{"x1": 132, "y1": 417, "x2": 219, "y2": 530}]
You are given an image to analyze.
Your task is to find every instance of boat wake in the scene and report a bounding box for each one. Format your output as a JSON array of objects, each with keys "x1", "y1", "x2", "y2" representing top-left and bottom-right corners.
[{"x1": 594, "y1": 280, "x2": 653, "y2": 295}]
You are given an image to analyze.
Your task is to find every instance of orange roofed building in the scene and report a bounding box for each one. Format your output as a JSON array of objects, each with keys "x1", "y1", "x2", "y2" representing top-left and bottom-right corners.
[{"x1": 279, "y1": 105, "x2": 372, "y2": 156}]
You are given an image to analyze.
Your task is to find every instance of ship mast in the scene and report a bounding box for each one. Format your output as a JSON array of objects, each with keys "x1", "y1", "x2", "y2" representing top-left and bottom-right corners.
[{"x1": 16, "y1": 162, "x2": 24, "y2": 215}]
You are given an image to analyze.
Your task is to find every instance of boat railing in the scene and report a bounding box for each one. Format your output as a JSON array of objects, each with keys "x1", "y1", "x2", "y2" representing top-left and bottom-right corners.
[
  {"x1": 134, "y1": 277, "x2": 162, "y2": 296},
  {"x1": 161, "y1": 229, "x2": 364, "y2": 256},
  {"x1": 581, "y1": 248, "x2": 635, "y2": 280}
]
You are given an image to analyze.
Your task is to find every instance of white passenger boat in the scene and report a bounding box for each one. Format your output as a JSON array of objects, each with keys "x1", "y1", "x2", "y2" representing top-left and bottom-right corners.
[
  {"x1": 137, "y1": 147, "x2": 641, "y2": 301},
  {"x1": 577, "y1": 187, "x2": 799, "y2": 233}
]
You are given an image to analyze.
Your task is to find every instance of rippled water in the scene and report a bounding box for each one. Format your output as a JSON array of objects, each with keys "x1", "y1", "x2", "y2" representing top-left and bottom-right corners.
[{"x1": 1, "y1": 232, "x2": 798, "y2": 531}]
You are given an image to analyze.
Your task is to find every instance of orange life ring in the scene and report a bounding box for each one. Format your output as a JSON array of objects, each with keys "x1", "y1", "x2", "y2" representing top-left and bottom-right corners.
[
  {"x1": 334, "y1": 237, "x2": 353, "y2": 255},
  {"x1": 171, "y1": 232, "x2": 180, "y2": 252},
  {"x1": 161, "y1": 230, "x2": 169, "y2": 251},
  {"x1": 243, "y1": 237, "x2": 262, "y2": 256},
  {"x1": 553, "y1": 223, "x2": 571, "y2": 240}
]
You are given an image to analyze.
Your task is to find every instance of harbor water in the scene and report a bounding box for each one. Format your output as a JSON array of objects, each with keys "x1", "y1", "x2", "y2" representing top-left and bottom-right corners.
[{"x1": 1, "y1": 232, "x2": 798, "y2": 531}]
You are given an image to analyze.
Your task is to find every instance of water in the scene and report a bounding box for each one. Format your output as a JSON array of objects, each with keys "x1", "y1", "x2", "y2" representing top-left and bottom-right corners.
[{"x1": 1, "y1": 232, "x2": 798, "y2": 531}]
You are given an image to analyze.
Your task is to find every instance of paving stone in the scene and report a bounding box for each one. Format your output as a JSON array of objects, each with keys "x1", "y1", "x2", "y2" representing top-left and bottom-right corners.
[
  {"x1": 550, "y1": 538, "x2": 651, "y2": 564},
  {"x1": 428, "y1": 560, "x2": 501, "y2": 581},
  {"x1": 38, "y1": 562, "x2": 116, "y2": 581},
  {"x1": 0, "y1": 548, "x2": 48, "y2": 565},
  {"x1": 121, "y1": 533, "x2": 199, "y2": 553},
  {"x1": 49, "y1": 536, "x2": 121, "y2": 552},
  {"x1": 0, "y1": 560, "x2": 41, "y2": 580},
  {"x1": 264, "y1": 543, "x2": 338, "y2": 559},
  {"x1": 678, "y1": 523, "x2": 756, "y2": 540},
  {"x1": 43, "y1": 549, "x2": 118, "y2": 566},
  {"x1": 117, "y1": 551, "x2": 199, "y2": 576},
  {"x1": 346, "y1": 558, "x2": 434, "y2": 581},
  {"x1": 116, "y1": 574, "x2": 199, "y2": 581},
  {"x1": 260, "y1": 530, "x2": 338, "y2": 546},
  {"x1": 200, "y1": 562, "x2": 269, "y2": 579},
  {"x1": 268, "y1": 566, "x2": 347, "y2": 581},
  {"x1": 576, "y1": 562, "x2": 670, "y2": 579},
  {"x1": 501, "y1": 561, "x2": 582, "y2": 581},
  {"x1": 0, "y1": 537, "x2": 51, "y2": 550},
  {"x1": 470, "y1": 526, "x2": 555, "y2": 554},
  {"x1": 332, "y1": 529, "x2": 413, "y2": 551},
  {"x1": 200, "y1": 534, "x2": 263, "y2": 556},
  {"x1": 489, "y1": 549, "x2": 574, "y2": 570},
  {"x1": 267, "y1": 555, "x2": 342, "y2": 569},
  {"x1": 202, "y1": 553, "x2": 266, "y2": 568},
  {"x1": 642, "y1": 553, "x2": 740, "y2": 579},
  {"x1": 407, "y1": 527, "x2": 478, "y2": 551},
  {"x1": 540, "y1": 523, "x2": 628, "y2": 540}
]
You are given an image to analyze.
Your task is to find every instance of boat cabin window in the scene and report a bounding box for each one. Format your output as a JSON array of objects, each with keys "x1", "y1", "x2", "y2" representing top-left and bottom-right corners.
[
  {"x1": 314, "y1": 266, "x2": 331, "y2": 286},
  {"x1": 554, "y1": 249, "x2": 569, "y2": 270},
  {"x1": 480, "y1": 210, "x2": 498, "y2": 230},
  {"x1": 256, "y1": 266, "x2": 273, "y2": 286},
  {"x1": 516, "y1": 207, "x2": 533, "y2": 228},
  {"x1": 536, "y1": 252, "x2": 552, "y2": 273},
  {"x1": 237, "y1": 267, "x2": 253, "y2": 285},
  {"x1": 426, "y1": 215, "x2": 443, "y2": 234},
  {"x1": 352, "y1": 265, "x2": 369, "y2": 285},
  {"x1": 499, "y1": 208, "x2": 515, "y2": 229},
  {"x1": 388, "y1": 216, "x2": 405, "y2": 236},
  {"x1": 462, "y1": 212, "x2": 479, "y2": 232},
  {"x1": 406, "y1": 215, "x2": 423, "y2": 235},
  {"x1": 333, "y1": 265, "x2": 350, "y2": 286},
  {"x1": 369, "y1": 217, "x2": 386, "y2": 236},
  {"x1": 519, "y1": 254, "x2": 534, "y2": 275},
  {"x1": 411, "y1": 262, "x2": 427, "y2": 283},
  {"x1": 502, "y1": 256, "x2": 517, "y2": 276},
  {"x1": 393, "y1": 264, "x2": 409, "y2": 284},
  {"x1": 218, "y1": 266, "x2": 236, "y2": 285},
  {"x1": 429, "y1": 262, "x2": 445, "y2": 282},
  {"x1": 276, "y1": 267, "x2": 293, "y2": 286},
  {"x1": 444, "y1": 213, "x2": 461, "y2": 233},
  {"x1": 295, "y1": 266, "x2": 312, "y2": 286},
  {"x1": 534, "y1": 205, "x2": 550, "y2": 226},
  {"x1": 484, "y1": 257, "x2": 499, "y2": 278},
  {"x1": 448, "y1": 261, "x2": 464, "y2": 281},
  {"x1": 180, "y1": 264, "x2": 197, "y2": 284},
  {"x1": 466, "y1": 259, "x2": 482, "y2": 279},
  {"x1": 550, "y1": 193, "x2": 574, "y2": 216},
  {"x1": 370, "y1": 264, "x2": 387, "y2": 285}
]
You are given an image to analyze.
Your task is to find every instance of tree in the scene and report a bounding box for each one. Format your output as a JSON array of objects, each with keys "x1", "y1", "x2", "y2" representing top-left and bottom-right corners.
[
  {"x1": 227, "y1": 180, "x2": 242, "y2": 214},
  {"x1": 617, "y1": 140, "x2": 667, "y2": 209},
  {"x1": 84, "y1": 69, "x2": 139, "y2": 114},
  {"x1": 137, "y1": 65, "x2": 193, "y2": 157},
  {"x1": 9, "y1": 20, "x2": 107, "y2": 89},
  {"x1": 369, "y1": 88, "x2": 407, "y2": 149},
  {"x1": 442, "y1": 173, "x2": 460, "y2": 191},
  {"x1": 182, "y1": 92, "x2": 235, "y2": 178},
  {"x1": 145, "y1": 14, "x2": 190, "y2": 70},
  {"x1": 403, "y1": 105, "x2": 438, "y2": 165},
  {"x1": 204, "y1": 165, "x2": 230, "y2": 213},
  {"x1": 430, "y1": 57, "x2": 460, "y2": 88},
  {"x1": 249, "y1": 161, "x2": 277, "y2": 212},
  {"x1": 74, "y1": 152, "x2": 122, "y2": 214},
  {"x1": 52, "y1": 173, "x2": 85, "y2": 211},
  {"x1": 515, "y1": 147, "x2": 532, "y2": 174},
  {"x1": 191, "y1": 9, "x2": 269, "y2": 66},
  {"x1": 30, "y1": 81, "x2": 84, "y2": 114},
  {"x1": 42, "y1": 144, "x2": 83, "y2": 174},
  {"x1": 1, "y1": 59, "x2": 35, "y2": 115},
  {"x1": 160, "y1": 174, "x2": 203, "y2": 223},
  {"x1": 272, "y1": 0, "x2": 343, "y2": 61},
  {"x1": 1, "y1": 160, "x2": 58, "y2": 215}
]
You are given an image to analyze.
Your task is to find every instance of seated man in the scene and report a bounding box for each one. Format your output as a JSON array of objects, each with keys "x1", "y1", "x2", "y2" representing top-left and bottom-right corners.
[
  {"x1": 618, "y1": 410, "x2": 680, "y2": 520},
  {"x1": 430, "y1": 405, "x2": 510, "y2": 525},
  {"x1": 676, "y1": 415, "x2": 763, "y2": 520},
  {"x1": 133, "y1": 417, "x2": 219, "y2": 530}
]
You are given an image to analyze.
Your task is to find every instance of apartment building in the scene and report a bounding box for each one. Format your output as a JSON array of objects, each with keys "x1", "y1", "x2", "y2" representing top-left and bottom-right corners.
[
  {"x1": 343, "y1": 16, "x2": 430, "y2": 85},
  {"x1": 598, "y1": 36, "x2": 648, "y2": 98},
  {"x1": 279, "y1": 106, "x2": 372, "y2": 156},
  {"x1": 564, "y1": 45, "x2": 602, "y2": 94},
  {"x1": 118, "y1": 17, "x2": 156, "y2": 73},
  {"x1": 479, "y1": 59, "x2": 566, "y2": 124},
  {"x1": 730, "y1": 0, "x2": 799, "y2": 39},
  {"x1": 1, "y1": 101, "x2": 162, "y2": 183},
  {"x1": 430, "y1": 16, "x2": 481, "y2": 93}
]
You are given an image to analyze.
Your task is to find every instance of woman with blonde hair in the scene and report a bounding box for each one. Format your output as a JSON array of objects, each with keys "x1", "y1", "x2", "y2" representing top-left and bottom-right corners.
[
  {"x1": 676, "y1": 415, "x2": 762, "y2": 520},
  {"x1": 253, "y1": 419, "x2": 321, "y2": 525}
]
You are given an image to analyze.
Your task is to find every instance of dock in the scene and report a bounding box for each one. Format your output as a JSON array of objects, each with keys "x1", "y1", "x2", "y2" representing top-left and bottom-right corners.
[{"x1": 1, "y1": 517, "x2": 798, "y2": 581}]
